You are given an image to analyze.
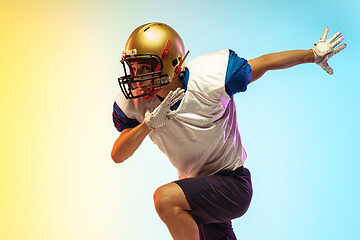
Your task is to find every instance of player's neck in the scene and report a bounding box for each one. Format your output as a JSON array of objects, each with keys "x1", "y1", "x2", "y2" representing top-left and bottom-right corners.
[{"x1": 156, "y1": 76, "x2": 183, "y2": 98}]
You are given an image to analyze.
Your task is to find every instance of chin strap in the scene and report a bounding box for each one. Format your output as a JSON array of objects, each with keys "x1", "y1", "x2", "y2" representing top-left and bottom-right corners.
[
  {"x1": 174, "y1": 50, "x2": 190, "y2": 80},
  {"x1": 143, "y1": 88, "x2": 162, "y2": 99}
]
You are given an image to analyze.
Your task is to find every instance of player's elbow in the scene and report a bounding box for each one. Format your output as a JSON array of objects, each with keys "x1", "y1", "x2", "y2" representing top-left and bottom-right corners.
[{"x1": 111, "y1": 151, "x2": 127, "y2": 164}]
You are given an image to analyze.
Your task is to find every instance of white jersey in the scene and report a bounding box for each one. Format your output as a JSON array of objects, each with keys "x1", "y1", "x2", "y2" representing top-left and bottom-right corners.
[{"x1": 114, "y1": 49, "x2": 252, "y2": 179}]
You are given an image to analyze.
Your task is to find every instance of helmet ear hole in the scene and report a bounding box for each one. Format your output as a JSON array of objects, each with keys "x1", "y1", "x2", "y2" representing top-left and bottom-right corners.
[{"x1": 172, "y1": 59, "x2": 178, "y2": 67}]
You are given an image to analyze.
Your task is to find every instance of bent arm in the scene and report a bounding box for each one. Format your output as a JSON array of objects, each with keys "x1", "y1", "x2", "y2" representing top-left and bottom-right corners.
[
  {"x1": 248, "y1": 49, "x2": 315, "y2": 83},
  {"x1": 111, "y1": 121, "x2": 151, "y2": 163},
  {"x1": 111, "y1": 88, "x2": 184, "y2": 163}
]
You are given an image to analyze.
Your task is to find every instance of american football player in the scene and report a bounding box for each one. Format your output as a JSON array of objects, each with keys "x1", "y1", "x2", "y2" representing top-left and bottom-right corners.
[{"x1": 111, "y1": 23, "x2": 346, "y2": 240}]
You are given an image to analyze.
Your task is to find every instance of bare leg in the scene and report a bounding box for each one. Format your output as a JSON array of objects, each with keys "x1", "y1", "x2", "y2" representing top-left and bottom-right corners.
[{"x1": 153, "y1": 182, "x2": 199, "y2": 240}]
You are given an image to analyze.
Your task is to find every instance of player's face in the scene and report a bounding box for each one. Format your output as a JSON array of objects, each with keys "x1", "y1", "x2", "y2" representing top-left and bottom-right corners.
[{"x1": 129, "y1": 59, "x2": 153, "y2": 92}]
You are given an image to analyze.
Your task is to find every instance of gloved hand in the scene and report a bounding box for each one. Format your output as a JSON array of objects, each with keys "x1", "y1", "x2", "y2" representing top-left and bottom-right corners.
[
  {"x1": 312, "y1": 27, "x2": 347, "y2": 75},
  {"x1": 144, "y1": 88, "x2": 185, "y2": 129}
]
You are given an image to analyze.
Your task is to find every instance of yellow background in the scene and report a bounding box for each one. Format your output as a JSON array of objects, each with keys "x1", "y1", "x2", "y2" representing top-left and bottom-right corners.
[{"x1": 1, "y1": 1, "x2": 125, "y2": 239}]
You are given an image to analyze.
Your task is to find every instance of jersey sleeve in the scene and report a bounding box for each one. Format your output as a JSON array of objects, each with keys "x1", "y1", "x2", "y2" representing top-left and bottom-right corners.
[
  {"x1": 112, "y1": 101, "x2": 141, "y2": 132},
  {"x1": 225, "y1": 49, "x2": 253, "y2": 97}
]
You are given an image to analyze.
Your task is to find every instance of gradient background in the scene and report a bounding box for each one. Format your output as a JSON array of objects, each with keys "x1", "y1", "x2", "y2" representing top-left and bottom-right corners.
[{"x1": 1, "y1": 0, "x2": 359, "y2": 239}]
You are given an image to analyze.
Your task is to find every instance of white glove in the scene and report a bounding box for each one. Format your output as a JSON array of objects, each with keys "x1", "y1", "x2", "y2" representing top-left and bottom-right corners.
[
  {"x1": 144, "y1": 88, "x2": 185, "y2": 129},
  {"x1": 312, "y1": 27, "x2": 347, "y2": 75}
]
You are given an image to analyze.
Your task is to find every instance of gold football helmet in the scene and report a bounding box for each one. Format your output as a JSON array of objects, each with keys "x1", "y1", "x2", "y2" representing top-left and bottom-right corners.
[{"x1": 118, "y1": 22, "x2": 189, "y2": 99}]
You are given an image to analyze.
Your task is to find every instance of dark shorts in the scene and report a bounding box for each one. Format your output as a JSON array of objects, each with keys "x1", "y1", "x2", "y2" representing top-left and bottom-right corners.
[{"x1": 174, "y1": 166, "x2": 252, "y2": 240}]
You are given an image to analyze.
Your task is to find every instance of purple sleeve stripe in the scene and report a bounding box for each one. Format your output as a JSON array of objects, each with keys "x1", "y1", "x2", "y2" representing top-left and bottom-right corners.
[{"x1": 112, "y1": 102, "x2": 140, "y2": 132}]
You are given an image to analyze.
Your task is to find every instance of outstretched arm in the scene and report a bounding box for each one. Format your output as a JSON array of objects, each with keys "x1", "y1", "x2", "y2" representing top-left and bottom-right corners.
[
  {"x1": 248, "y1": 28, "x2": 346, "y2": 84},
  {"x1": 248, "y1": 49, "x2": 315, "y2": 83}
]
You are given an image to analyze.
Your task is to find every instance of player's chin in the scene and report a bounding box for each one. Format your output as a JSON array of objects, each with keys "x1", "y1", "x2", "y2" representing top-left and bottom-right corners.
[{"x1": 138, "y1": 86, "x2": 150, "y2": 93}]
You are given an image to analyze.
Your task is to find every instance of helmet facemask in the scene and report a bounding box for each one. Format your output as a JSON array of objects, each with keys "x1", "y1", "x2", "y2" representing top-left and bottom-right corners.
[{"x1": 118, "y1": 53, "x2": 170, "y2": 99}]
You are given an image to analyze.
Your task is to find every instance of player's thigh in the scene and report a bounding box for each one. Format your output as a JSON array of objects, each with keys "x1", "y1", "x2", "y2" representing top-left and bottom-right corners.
[
  {"x1": 173, "y1": 167, "x2": 252, "y2": 224},
  {"x1": 153, "y1": 182, "x2": 191, "y2": 212}
]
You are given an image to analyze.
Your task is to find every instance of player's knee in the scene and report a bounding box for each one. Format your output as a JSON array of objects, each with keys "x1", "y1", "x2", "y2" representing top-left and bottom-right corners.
[{"x1": 153, "y1": 185, "x2": 177, "y2": 217}]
